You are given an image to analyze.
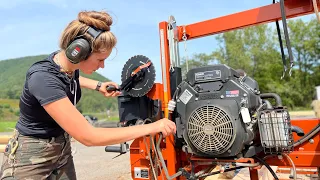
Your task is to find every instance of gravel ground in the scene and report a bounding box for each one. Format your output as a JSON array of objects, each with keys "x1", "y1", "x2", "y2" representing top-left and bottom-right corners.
[
  {"x1": 72, "y1": 121, "x2": 133, "y2": 179},
  {"x1": 0, "y1": 121, "x2": 133, "y2": 180},
  {"x1": 71, "y1": 141, "x2": 132, "y2": 180},
  {"x1": 0, "y1": 141, "x2": 133, "y2": 180}
]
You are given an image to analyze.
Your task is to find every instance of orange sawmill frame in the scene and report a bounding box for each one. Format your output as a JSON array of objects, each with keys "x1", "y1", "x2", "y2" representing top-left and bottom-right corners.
[{"x1": 130, "y1": 0, "x2": 320, "y2": 179}]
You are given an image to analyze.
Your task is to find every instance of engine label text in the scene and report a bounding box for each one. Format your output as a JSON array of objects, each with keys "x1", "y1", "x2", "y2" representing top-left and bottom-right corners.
[{"x1": 195, "y1": 70, "x2": 221, "y2": 81}]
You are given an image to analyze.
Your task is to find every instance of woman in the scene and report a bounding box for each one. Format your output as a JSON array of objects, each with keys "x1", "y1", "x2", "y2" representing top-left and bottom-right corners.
[{"x1": 0, "y1": 10, "x2": 176, "y2": 180}]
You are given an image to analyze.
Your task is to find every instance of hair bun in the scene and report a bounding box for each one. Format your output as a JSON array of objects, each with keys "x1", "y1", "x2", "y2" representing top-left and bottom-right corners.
[{"x1": 78, "y1": 11, "x2": 113, "y2": 31}]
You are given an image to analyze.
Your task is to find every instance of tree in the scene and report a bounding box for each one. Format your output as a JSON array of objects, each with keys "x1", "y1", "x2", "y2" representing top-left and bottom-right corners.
[
  {"x1": 179, "y1": 19, "x2": 320, "y2": 109},
  {"x1": 287, "y1": 18, "x2": 320, "y2": 106}
]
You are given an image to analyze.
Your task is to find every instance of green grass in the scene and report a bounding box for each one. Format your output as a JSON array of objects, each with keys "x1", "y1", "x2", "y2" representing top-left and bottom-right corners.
[
  {"x1": 84, "y1": 112, "x2": 119, "y2": 121},
  {"x1": 0, "y1": 121, "x2": 17, "y2": 132},
  {"x1": 0, "y1": 99, "x2": 20, "y2": 122},
  {"x1": 106, "y1": 116, "x2": 119, "y2": 121},
  {"x1": 0, "y1": 99, "x2": 19, "y2": 108}
]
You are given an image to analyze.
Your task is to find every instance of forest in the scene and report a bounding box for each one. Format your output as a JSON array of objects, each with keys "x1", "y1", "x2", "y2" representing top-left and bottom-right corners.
[{"x1": 180, "y1": 18, "x2": 319, "y2": 109}]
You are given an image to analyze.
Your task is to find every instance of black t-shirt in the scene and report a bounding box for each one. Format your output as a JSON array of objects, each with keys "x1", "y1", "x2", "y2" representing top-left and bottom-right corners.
[{"x1": 16, "y1": 51, "x2": 82, "y2": 138}]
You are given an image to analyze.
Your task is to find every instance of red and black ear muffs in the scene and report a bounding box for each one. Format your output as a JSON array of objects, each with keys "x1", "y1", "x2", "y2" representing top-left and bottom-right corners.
[{"x1": 65, "y1": 26, "x2": 104, "y2": 64}]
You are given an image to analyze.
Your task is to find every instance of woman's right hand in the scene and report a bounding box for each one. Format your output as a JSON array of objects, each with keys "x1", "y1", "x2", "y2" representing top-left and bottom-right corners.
[{"x1": 149, "y1": 118, "x2": 176, "y2": 137}]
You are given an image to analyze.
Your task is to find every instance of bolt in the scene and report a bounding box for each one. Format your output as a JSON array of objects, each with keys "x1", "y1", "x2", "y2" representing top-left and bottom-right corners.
[
  {"x1": 243, "y1": 93, "x2": 247, "y2": 97},
  {"x1": 309, "y1": 139, "x2": 314, "y2": 144},
  {"x1": 221, "y1": 95, "x2": 224, "y2": 99},
  {"x1": 289, "y1": 174, "x2": 294, "y2": 179},
  {"x1": 195, "y1": 98, "x2": 198, "y2": 101}
]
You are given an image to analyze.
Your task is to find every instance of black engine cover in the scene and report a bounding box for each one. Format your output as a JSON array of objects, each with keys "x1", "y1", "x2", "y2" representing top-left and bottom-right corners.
[
  {"x1": 185, "y1": 64, "x2": 260, "y2": 111},
  {"x1": 176, "y1": 64, "x2": 261, "y2": 157}
]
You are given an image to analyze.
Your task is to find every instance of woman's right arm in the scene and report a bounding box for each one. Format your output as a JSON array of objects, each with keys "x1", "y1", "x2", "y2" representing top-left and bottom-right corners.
[{"x1": 43, "y1": 97, "x2": 176, "y2": 146}]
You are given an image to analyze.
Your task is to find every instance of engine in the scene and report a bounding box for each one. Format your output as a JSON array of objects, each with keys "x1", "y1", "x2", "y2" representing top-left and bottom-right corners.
[
  {"x1": 174, "y1": 64, "x2": 290, "y2": 157},
  {"x1": 115, "y1": 61, "x2": 294, "y2": 159}
]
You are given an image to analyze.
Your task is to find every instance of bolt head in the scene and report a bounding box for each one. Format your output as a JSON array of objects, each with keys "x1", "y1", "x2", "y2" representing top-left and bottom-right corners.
[{"x1": 309, "y1": 139, "x2": 314, "y2": 144}]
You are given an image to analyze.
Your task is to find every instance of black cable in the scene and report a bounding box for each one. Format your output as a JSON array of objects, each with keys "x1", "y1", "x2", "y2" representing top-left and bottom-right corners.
[
  {"x1": 253, "y1": 155, "x2": 279, "y2": 180},
  {"x1": 273, "y1": 0, "x2": 287, "y2": 77},
  {"x1": 276, "y1": 20, "x2": 286, "y2": 66},
  {"x1": 279, "y1": 0, "x2": 294, "y2": 75},
  {"x1": 172, "y1": 81, "x2": 184, "y2": 100}
]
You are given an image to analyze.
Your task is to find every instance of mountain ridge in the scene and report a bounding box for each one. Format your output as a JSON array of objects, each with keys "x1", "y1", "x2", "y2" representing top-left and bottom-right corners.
[{"x1": 0, "y1": 55, "x2": 118, "y2": 113}]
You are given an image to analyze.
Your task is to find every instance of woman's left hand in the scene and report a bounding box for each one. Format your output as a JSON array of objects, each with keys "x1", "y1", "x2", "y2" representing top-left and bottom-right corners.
[{"x1": 99, "y1": 82, "x2": 121, "y2": 97}]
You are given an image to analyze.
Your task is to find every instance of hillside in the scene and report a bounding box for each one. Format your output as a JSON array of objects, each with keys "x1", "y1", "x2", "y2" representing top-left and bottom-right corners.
[{"x1": 0, "y1": 55, "x2": 118, "y2": 114}]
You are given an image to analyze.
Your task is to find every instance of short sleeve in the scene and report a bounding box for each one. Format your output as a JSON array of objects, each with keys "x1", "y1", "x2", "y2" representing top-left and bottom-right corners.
[{"x1": 28, "y1": 72, "x2": 67, "y2": 106}]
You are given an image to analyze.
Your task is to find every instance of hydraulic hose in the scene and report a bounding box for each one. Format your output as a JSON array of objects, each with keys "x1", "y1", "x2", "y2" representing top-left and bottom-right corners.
[
  {"x1": 260, "y1": 93, "x2": 283, "y2": 106},
  {"x1": 282, "y1": 153, "x2": 297, "y2": 180},
  {"x1": 294, "y1": 124, "x2": 320, "y2": 147},
  {"x1": 253, "y1": 155, "x2": 279, "y2": 180},
  {"x1": 143, "y1": 136, "x2": 157, "y2": 179},
  {"x1": 291, "y1": 126, "x2": 304, "y2": 137},
  {"x1": 155, "y1": 133, "x2": 182, "y2": 180},
  {"x1": 235, "y1": 162, "x2": 260, "y2": 167},
  {"x1": 262, "y1": 99, "x2": 273, "y2": 109}
]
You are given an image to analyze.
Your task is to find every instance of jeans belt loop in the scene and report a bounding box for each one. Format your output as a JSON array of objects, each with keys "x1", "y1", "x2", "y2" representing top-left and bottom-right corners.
[
  {"x1": 50, "y1": 137, "x2": 55, "y2": 143},
  {"x1": 13, "y1": 129, "x2": 20, "y2": 141},
  {"x1": 64, "y1": 132, "x2": 69, "y2": 140}
]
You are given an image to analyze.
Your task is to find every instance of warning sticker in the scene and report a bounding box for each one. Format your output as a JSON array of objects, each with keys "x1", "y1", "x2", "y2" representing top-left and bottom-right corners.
[
  {"x1": 134, "y1": 167, "x2": 149, "y2": 179},
  {"x1": 179, "y1": 89, "x2": 193, "y2": 104}
]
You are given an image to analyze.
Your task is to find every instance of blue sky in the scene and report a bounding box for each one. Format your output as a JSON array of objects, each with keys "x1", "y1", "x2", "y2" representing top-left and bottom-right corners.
[{"x1": 0, "y1": 0, "x2": 313, "y2": 83}]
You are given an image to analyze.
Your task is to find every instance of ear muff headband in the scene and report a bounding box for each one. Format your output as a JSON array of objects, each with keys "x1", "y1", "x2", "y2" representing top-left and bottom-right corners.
[{"x1": 66, "y1": 27, "x2": 104, "y2": 64}]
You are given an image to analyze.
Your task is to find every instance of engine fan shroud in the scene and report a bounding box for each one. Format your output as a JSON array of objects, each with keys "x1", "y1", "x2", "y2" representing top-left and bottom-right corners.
[{"x1": 187, "y1": 105, "x2": 235, "y2": 155}]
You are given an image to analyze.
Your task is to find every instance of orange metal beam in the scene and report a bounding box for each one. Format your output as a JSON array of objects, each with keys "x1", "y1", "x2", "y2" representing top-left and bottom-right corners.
[
  {"x1": 176, "y1": 0, "x2": 319, "y2": 41},
  {"x1": 158, "y1": 21, "x2": 178, "y2": 180},
  {"x1": 158, "y1": 21, "x2": 171, "y2": 117}
]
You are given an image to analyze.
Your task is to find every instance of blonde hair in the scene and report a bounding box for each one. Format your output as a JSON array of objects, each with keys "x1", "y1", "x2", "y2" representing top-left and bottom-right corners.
[{"x1": 59, "y1": 10, "x2": 117, "y2": 53}]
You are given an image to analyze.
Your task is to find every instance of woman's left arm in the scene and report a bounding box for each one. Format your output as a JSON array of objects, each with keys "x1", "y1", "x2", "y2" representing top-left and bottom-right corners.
[{"x1": 79, "y1": 76, "x2": 120, "y2": 97}]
